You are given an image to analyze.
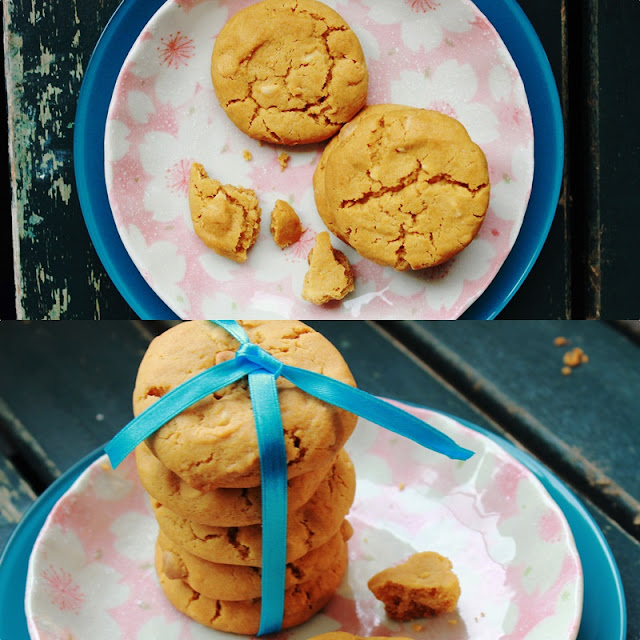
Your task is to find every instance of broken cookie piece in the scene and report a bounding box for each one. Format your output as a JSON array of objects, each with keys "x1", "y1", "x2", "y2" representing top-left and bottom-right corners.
[
  {"x1": 189, "y1": 162, "x2": 261, "y2": 263},
  {"x1": 270, "y1": 200, "x2": 303, "y2": 249},
  {"x1": 302, "y1": 232, "x2": 354, "y2": 305},
  {"x1": 368, "y1": 551, "x2": 461, "y2": 621}
]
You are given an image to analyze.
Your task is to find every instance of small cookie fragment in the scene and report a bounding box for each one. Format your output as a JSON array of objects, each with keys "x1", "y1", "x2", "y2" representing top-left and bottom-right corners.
[
  {"x1": 368, "y1": 551, "x2": 460, "y2": 621},
  {"x1": 302, "y1": 232, "x2": 354, "y2": 305},
  {"x1": 270, "y1": 200, "x2": 303, "y2": 248},
  {"x1": 189, "y1": 162, "x2": 261, "y2": 263},
  {"x1": 242, "y1": 149, "x2": 253, "y2": 161},
  {"x1": 278, "y1": 152, "x2": 290, "y2": 171}
]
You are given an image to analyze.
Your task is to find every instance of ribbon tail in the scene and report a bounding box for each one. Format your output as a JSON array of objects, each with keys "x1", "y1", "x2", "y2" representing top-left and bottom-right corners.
[
  {"x1": 282, "y1": 365, "x2": 474, "y2": 461},
  {"x1": 105, "y1": 359, "x2": 259, "y2": 467},
  {"x1": 248, "y1": 371, "x2": 288, "y2": 635}
]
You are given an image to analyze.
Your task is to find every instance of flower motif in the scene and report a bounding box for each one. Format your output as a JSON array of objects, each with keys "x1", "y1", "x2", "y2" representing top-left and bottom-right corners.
[
  {"x1": 123, "y1": 224, "x2": 188, "y2": 312},
  {"x1": 361, "y1": 0, "x2": 475, "y2": 53},
  {"x1": 165, "y1": 158, "x2": 192, "y2": 195},
  {"x1": 490, "y1": 144, "x2": 534, "y2": 233},
  {"x1": 29, "y1": 525, "x2": 129, "y2": 637},
  {"x1": 41, "y1": 566, "x2": 84, "y2": 613},
  {"x1": 423, "y1": 237, "x2": 495, "y2": 312},
  {"x1": 392, "y1": 60, "x2": 499, "y2": 144},
  {"x1": 158, "y1": 31, "x2": 195, "y2": 69},
  {"x1": 138, "y1": 616, "x2": 182, "y2": 639}
]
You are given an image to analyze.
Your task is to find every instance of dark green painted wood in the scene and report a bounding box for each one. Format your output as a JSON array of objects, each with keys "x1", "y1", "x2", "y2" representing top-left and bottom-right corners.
[
  {"x1": 383, "y1": 320, "x2": 640, "y2": 538},
  {"x1": 0, "y1": 454, "x2": 36, "y2": 550},
  {"x1": 594, "y1": 0, "x2": 640, "y2": 319},
  {"x1": 5, "y1": 0, "x2": 134, "y2": 319}
]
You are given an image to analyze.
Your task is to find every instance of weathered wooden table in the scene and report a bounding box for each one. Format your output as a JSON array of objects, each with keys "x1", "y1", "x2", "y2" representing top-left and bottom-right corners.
[
  {"x1": 3, "y1": 1, "x2": 640, "y2": 319},
  {"x1": 0, "y1": 321, "x2": 638, "y2": 637}
]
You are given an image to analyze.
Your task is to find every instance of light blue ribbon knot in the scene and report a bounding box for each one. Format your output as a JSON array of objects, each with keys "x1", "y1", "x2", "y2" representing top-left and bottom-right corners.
[{"x1": 105, "y1": 321, "x2": 474, "y2": 635}]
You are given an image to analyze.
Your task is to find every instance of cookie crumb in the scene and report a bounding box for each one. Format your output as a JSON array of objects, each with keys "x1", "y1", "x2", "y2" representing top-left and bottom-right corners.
[
  {"x1": 302, "y1": 232, "x2": 354, "y2": 305},
  {"x1": 368, "y1": 551, "x2": 460, "y2": 621},
  {"x1": 563, "y1": 347, "x2": 587, "y2": 368},
  {"x1": 398, "y1": 483, "x2": 406, "y2": 491},
  {"x1": 270, "y1": 200, "x2": 302, "y2": 248},
  {"x1": 243, "y1": 150, "x2": 253, "y2": 162},
  {"x1": 448, "y1": 619, "x2": 458, "y2": 625},
  {"x1": 561, "y1": 366, "x2": 572, "y2": 376},
  {"x1": 554, "y1": 336, "x2": 568, "y2": 346},
  {"x1": 411, "y1": 624, "x2": 424, "y2": 632},
  {"x1": 278, "y1": 152, "x2": 290, "y2": 171},
  {"x1": 189, "y1": 162, "x2": 261, "y2": 263}
]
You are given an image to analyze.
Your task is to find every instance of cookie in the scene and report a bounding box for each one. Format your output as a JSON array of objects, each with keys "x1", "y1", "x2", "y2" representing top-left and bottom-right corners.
[
  {"x1": 157, "y1": 519, "x2": 351, "y2": 601},
  {"x1": 151, "y1": 449, "x2": 356, "y2": 565},
  {"x1": 211, "y1": 0, "x2": 368, "y2": 145},
  {"x1": 367, "y1": 552, "x2": 461, "y2": 620},
  {"x1": 314, "y1": 105, "x2": 490, "y2": 270},
  {"x1": 302, "y1": 232, "x2": 354, "y2": 305},
  {"x1": 270, "y1": 200, "x2": 303, "y2": 249},
  {"x1": 155, "y1": 535, "x2": 348, "y2": 634},
  {"x1": 135, "y1": 442, "x2": 333, "y2": 527},
  {"x1": 133, "y1": 320, "x2": 357, "y2": 490},
  {"x1": 189, "y1": 162, "x2": 261, "y2": 263}
]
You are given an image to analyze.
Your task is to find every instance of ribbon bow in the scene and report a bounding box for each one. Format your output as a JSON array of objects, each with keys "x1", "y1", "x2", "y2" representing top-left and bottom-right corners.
[{"x1": 106, "y1": 321, "x2": 473, "y2": 635}]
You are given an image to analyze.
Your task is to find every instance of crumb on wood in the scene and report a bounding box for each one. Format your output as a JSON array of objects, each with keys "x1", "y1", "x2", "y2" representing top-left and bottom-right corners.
[
  {"x1": 562, "y1": 366, "x2": 572, "y2": 376},
  {"x1": 563, "y1": 347, "x2": 587, "y2": 368},
  {"x1": 243, "y1": 150, "x2": 253, "y2": 161},
  {"x1": 554, "y1": 336, "x2": 569, "y2": 346},
  {"x1": 278, "y1": 152, "x2": 290, "y2": 171}
]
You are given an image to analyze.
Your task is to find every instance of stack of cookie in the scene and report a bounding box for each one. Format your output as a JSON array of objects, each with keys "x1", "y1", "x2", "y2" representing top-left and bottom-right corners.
[{"x1": 132, "y1": 321, "x2": 359, "y2": 634}]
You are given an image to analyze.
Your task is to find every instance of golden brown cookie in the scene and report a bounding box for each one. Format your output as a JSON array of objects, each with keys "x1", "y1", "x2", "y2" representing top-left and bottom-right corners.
[
  {"x1": 133, "y1": 320, "x2": 357, "y2": 490},
  {"x1": 135, "y1": 442, "x2": 332, "y2": 527},
  {"x1": 211, "y1": 0, "x2": 368, "y2": 145},
  {"x1": 155, "y1": 535, "x2": 348, "y2": 634},
  {"x1": 314, "y1": 105, "x2": 490, "y2": 270},
  {"x1": 156, "y1": 519, "x2": 351, "y2": 601},
  {"x1": 270, "y1": 200, "x2": 303, "y2": 248},
  {"x1": 302, "y1": 232, "x2": 354, "y2": 305},
  {"x1": 189, "y1": 162, "x2": 261, "y2": 262},
  {"x1": 151, "y1": 450, "x2": 356, "y2": 565},
  {"x1": 367, "y1": 552, "x2": 461, "y2": 620}
]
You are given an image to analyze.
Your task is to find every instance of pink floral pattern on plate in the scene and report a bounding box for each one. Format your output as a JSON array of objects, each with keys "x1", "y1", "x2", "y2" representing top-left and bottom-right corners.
[
  {"x1": 26, "y1": 405, "x2": 581, "y2": 640},
  {"x1": 104, "y1": 0, "x2": 534, "y2": 319}
]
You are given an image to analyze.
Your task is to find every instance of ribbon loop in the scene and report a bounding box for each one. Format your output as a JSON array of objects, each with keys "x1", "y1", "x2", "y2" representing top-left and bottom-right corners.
[{"x1": 236, "y1": 342, "x2": 284, "y2": 378}]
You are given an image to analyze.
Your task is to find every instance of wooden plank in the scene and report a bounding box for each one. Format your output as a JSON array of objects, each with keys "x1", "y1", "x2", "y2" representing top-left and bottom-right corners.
[
  {"x1": 593, "y1": 0, "x2": 640, "y2": 318},
  {"x1": 498, "y1": 0, "x2": 570, "y2": 319},
  {"x1": 0, "y1": 321, "x2": 157, "y2": 475},
  {"x1": 0, "y1": 453, "x2": 36, "y2": 551},
  {"x1": 382, "y1": 320, "x2": 640, "y2": 539},
  {"x1": 5, "y1": 0, "x2": 133, "y2": 319}
]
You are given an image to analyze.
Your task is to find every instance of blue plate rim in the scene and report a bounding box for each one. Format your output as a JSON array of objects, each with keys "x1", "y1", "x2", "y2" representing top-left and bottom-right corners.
[
  {"x1": 73, "y1": 0, "x2": 564, "y2": 320},
  {"x1": 0, "y1": 407, "x2": 625, "y2": 639}
]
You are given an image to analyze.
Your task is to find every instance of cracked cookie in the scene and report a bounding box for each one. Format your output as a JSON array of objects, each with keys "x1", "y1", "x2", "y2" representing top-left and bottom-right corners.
[
  {"x1": 155, "y1": 532, "x2": 348, "y2": 634},
  {"x1": 270, "y1": 199, "x2": 303, "y2": 249},
  {"x1": 156, "y1": 519, "x2": 351, "y2": 601},
  {"x1": 133, "y1": 321, "x2": 357, "y2": 490},
  {"x1": 135, "y1": 441, "x2": 331, "y2": 527},
  {"x1": 151, "y1": 449, "x2": 356, "y2": 565},
  {"x1": 314, "y1": 105, "x2": 491, "y2": 270},
  {"x1": 211, "y1": 0, "x2": 368, "y2": 145},
  {"x1": 368, "y1": 551, "x2": 461, "y2": 620},
  {"x1": 189, "y1": 162, "x2": 261, "y2": 262},
  {"x1": 302, "y1": 231, "x2": 354, "y2": 305}
]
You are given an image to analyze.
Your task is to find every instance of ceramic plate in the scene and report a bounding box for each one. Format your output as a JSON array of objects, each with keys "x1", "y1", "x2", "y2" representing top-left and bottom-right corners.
[
  {"x1": 104, "y1": 0, "x2": 534, "y2": 319},
  {"x1": 25, "y1": 406, "x2": 581, "y2": 639}
]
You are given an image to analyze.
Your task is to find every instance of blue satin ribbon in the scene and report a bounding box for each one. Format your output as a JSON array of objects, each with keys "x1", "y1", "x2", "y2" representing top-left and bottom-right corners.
[{"x1": 105, "y1": 321, "x2": 474, "y2": 635}]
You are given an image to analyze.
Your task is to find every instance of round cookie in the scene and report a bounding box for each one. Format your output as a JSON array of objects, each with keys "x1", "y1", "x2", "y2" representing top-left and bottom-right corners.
[
  {"x1": 157, "y1": 520, "x2": 352, "y2": 601},
  {"x1": 133, "y1": 320, "x2": 358, "y2": 490},
  {"x1": 314, "y1": 105, "x2": 491, "y2": 271},
  {"x1": 135, "y1": 442, "x2": 332, "y2": 527},
  {"x1": 155, "y1": 537, "x2": 348, "y2": 634},
  {"x1": 151, "y1": 450, "x2": 356, "y2": 565},
  {"x1": 211, "y1": 0, "x2": 368, "y2": 145}
]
